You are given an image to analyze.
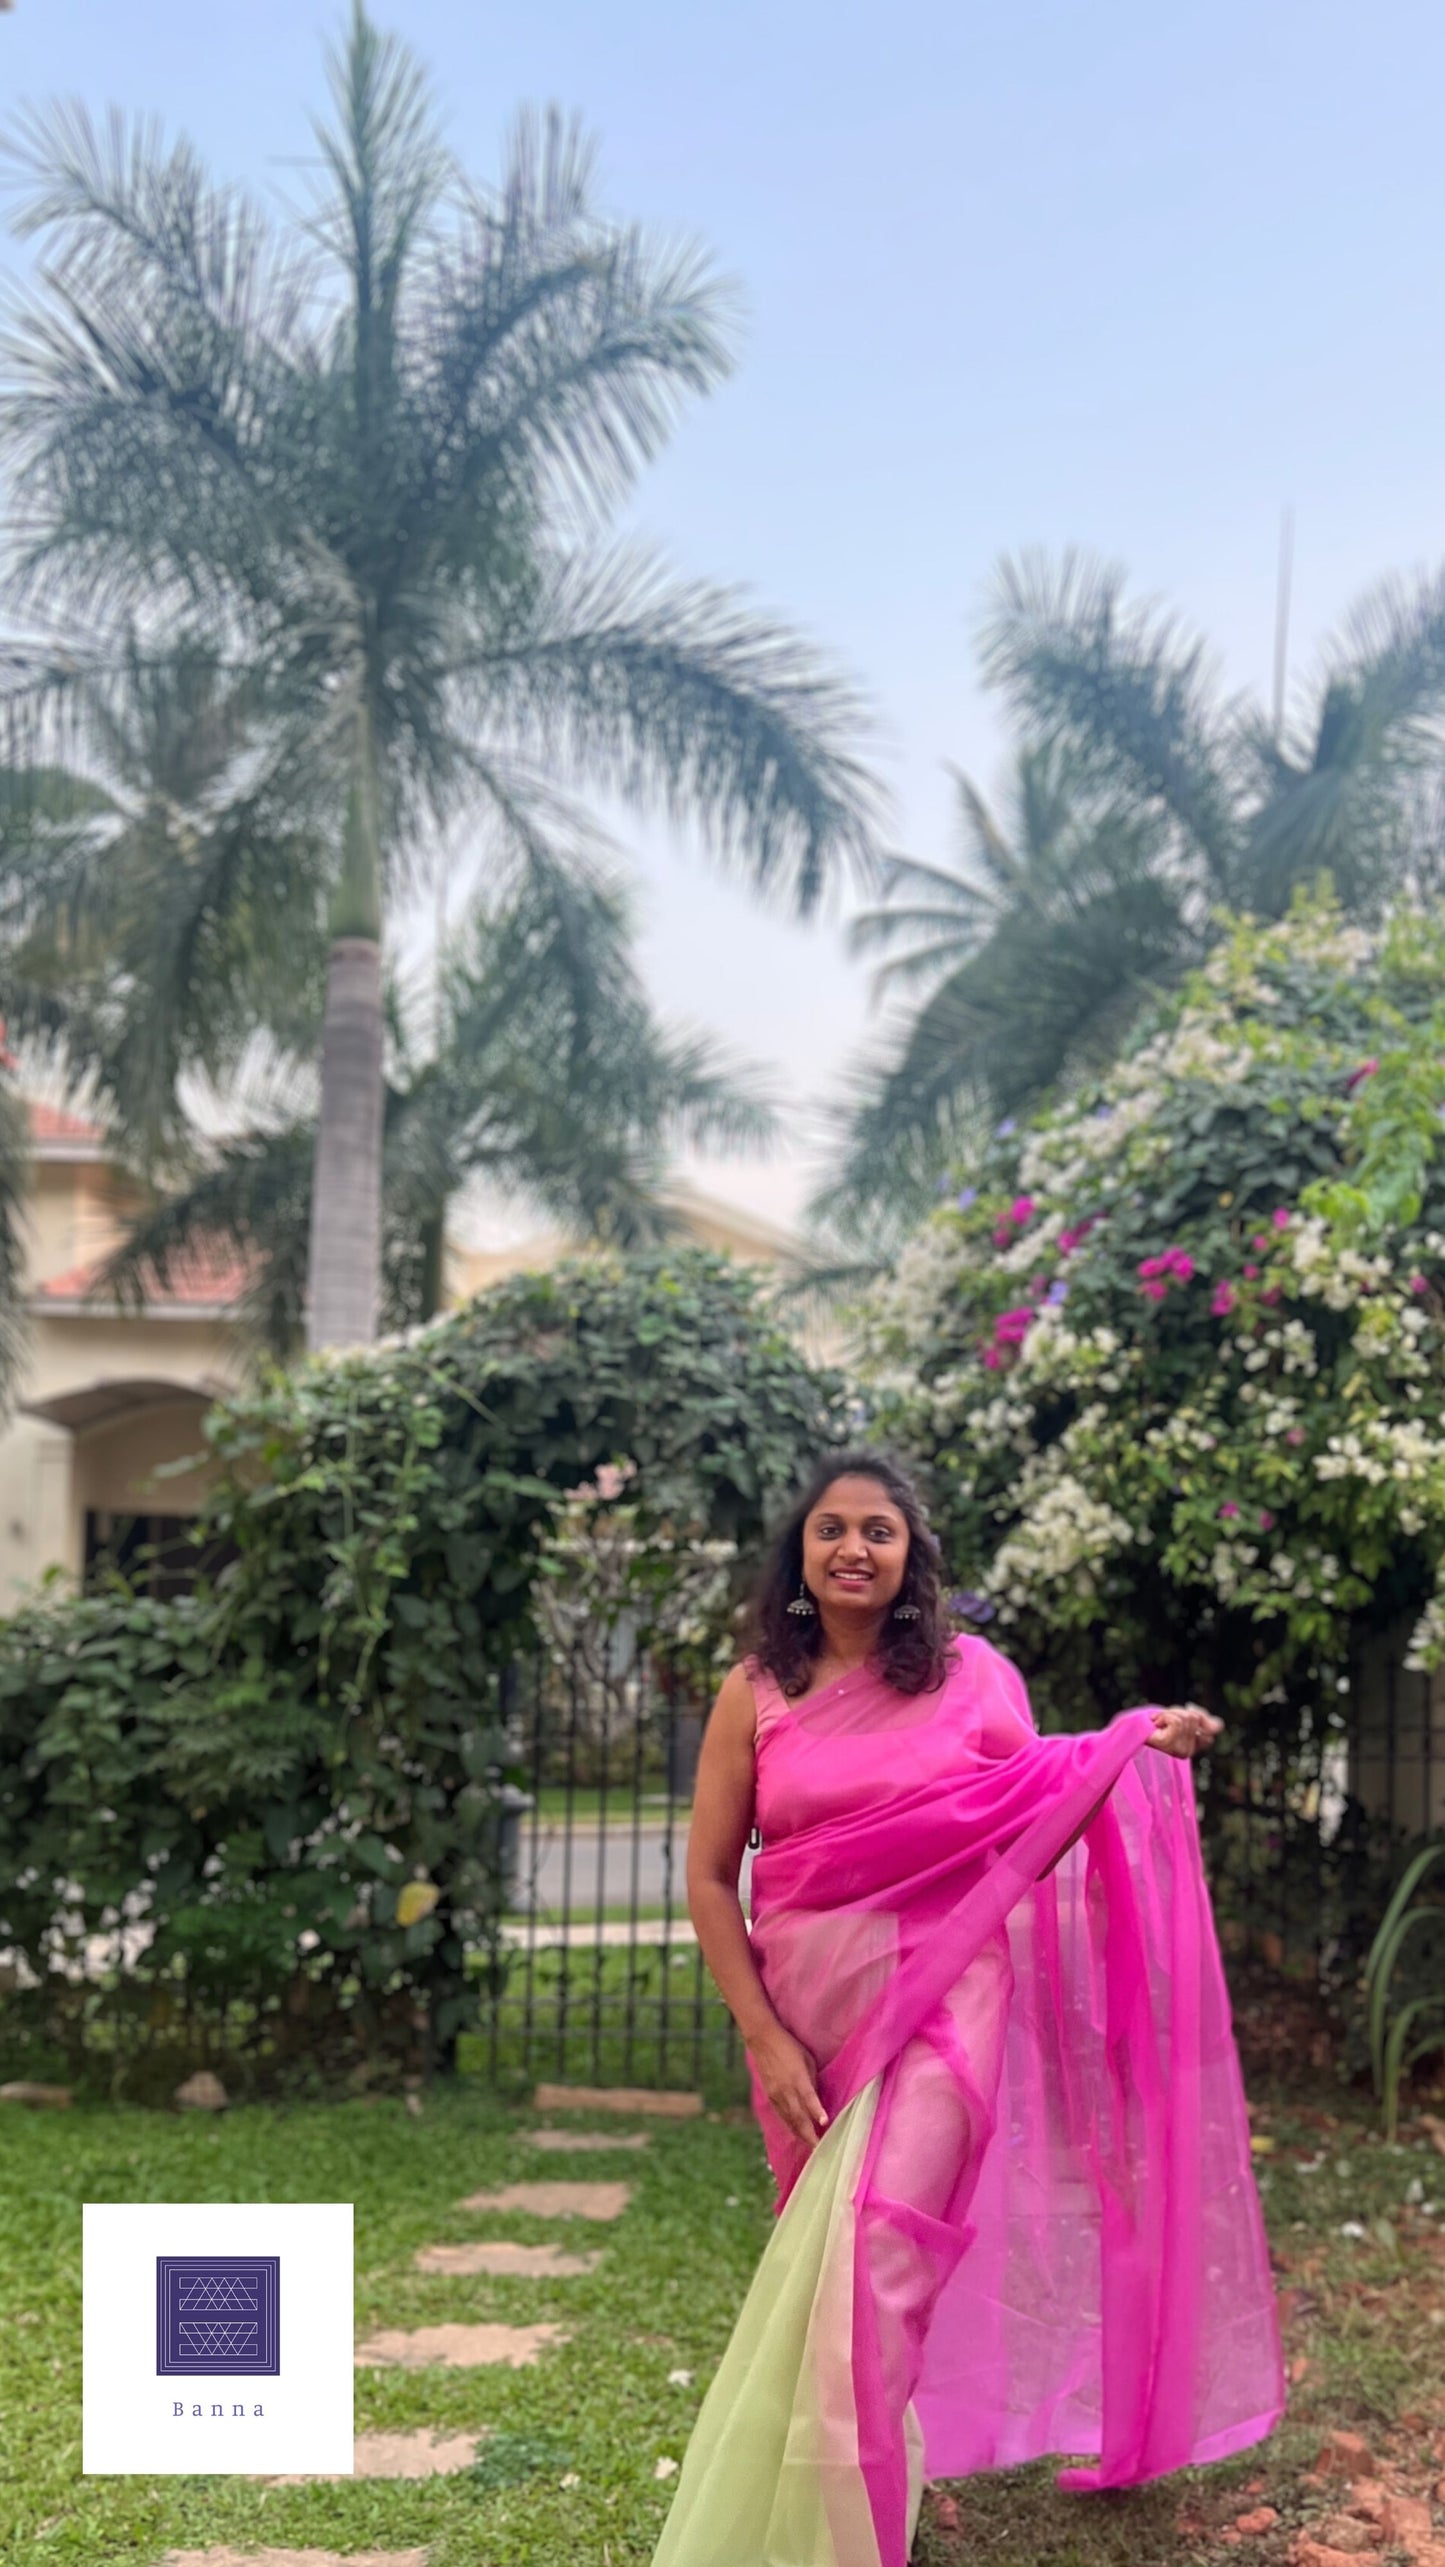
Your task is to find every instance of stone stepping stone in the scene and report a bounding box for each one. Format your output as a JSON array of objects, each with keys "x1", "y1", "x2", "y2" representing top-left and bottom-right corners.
[
  {"x1": 457, "y1": 2180, "x2": 631, "y2": 2222},
  {"x1": 525, "y1": 2129, "x2": 650, "y2": 2153},
  {"x1": 164, "y1": 2551, "x2": 429, "y2": 2567},
  {"x1": 534, "y1": 2081, "x2": 701, "y2": 2117},
  {"x1": 415, "y1": 2240, "x2": 601, "y2": 2278},
  {"x1": 354, "y1": 2321, "x2": 567, "y2": 2368},
  {"x1": 262, "y1": 2428, "x2": 485, "y2": 2483}
]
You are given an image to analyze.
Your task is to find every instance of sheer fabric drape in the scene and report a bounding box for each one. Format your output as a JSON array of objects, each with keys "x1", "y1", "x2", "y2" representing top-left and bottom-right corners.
[{"x1": 651, "y1": 1637, "x2": 1283, "y2": 2567}]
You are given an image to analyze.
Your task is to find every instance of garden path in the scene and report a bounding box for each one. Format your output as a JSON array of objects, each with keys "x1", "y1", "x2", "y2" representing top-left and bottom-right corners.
[
  {"x1": 164, "y1": 2551, "x2": 429, "y2": 2566},
  {"x1": 186, "y1": 2092, "x2": 672, "y2": 2557}
]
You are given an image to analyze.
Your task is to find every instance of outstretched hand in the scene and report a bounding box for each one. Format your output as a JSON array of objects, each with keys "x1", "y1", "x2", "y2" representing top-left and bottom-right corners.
[{"x1": 1147, "y1": 1703, "x2": 1223, "y2": 1758}]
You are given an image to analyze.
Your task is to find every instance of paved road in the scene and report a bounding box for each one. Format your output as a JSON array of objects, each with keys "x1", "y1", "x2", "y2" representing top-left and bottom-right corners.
[{"x1": 508, "y1": 1817, "x2": 753, "y2": 1918}]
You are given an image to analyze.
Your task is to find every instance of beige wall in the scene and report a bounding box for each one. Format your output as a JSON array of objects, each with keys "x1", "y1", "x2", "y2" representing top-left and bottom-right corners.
[
  {"x1": 5, "y1": 1125, "x2": 250, "y2": 1604},
  {"x1": 0, "y1": 1389, "x2": 230, "y2": 1610},
  {"x1": 21, "y1": 1159, "x2": 150, "y2": 1289},
  {"x1": 27, "y1": 1312, "x2": 241, "y2": 1403},
  {"x1": 0, "y1": 1274, "x2": 246, "y2": 1607},
  {"x1": 0, "y1": 1415, "x2": 76, "y2": 1606}
]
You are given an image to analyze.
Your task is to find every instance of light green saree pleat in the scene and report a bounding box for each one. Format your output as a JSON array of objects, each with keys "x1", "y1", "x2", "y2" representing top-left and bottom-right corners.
[{"x1": 650, "y1": 2075, "x2": 925, "y2": 2567}]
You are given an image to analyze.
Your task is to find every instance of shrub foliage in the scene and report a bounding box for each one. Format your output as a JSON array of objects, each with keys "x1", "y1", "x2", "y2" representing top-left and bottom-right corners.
[
  {"x1": 0, "y1": 1251, "x2": 843, "y2": 2089},
  {"x1": 861, "y1": 898, "x2": 1445, "y2": 1732}
]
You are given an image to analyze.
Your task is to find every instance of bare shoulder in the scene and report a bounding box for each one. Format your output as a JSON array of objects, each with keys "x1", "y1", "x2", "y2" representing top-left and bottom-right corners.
[{"x1": 709, "y1": 1659, "x2": 760, "y2": 1745}]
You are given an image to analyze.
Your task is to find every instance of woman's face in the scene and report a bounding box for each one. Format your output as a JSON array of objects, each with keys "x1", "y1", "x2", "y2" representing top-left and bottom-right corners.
[{"x1": 800, "y1": 1475, "x2": 911, "y2": 1620}]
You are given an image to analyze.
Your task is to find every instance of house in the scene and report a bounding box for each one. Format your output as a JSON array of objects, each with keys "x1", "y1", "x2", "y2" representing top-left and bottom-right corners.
[
  {"x1": 0, "y1": 1100, "x2": 826, "y2": 1610},
  {"x1": 0, "y1": 1101, "x2": 250, "y2": 1607}
]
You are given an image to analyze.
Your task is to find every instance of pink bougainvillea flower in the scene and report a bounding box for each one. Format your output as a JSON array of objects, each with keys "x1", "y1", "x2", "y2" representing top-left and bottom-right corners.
[
  {"x1": 1137, "y1": 1244, "x2": 1196, "y2": 1297},
  {"x1": 1058, "y1": 1218, "x2": 1097, "y2": 1256},
  {"x1": 1009, "y1": 1195, "x2": 1036, "y2": 1227},
  {"x1": 1271, "y1": 1207, "x2": 1291, "y2": 1230},
  {"x1": 1251, "y1": 1234, "x2": 1269, "y2": 1252},
  {"x1": 1410, "y1": 1273, "x2": 1429, "y2": 1296},
  {"x1": 994, "y1": 1305, "x2": 1035, "y2": 1345},
  {"x1": 1243, "y1": 1262, "x2": 1260, "y2": 1280},
  {"x1": 1211, "y1": 1281, "x2": 1237, "y2": 1317},
  {"x1": 980, "y1": 1345, "x2": 1004, "y2": 1369},
  {"x1": 1258, "y1": 1509, "x2": 1274, "y2": 1530},
  {"x1": 1218, "y1": 1501, "x2": 1240, "y2": 1519},
  {"x1": 1345, "y1": 1058, "x2": 1379, "y2": 1092},
  {"x1": 992, "y1": 1224, "x2": 1012, "y2": 1249},
  {"x1": 1261, "y1": 1285, "x2": 1281, "y2": 1306},
  {"x1": 1286, "y1": 1427, "x2": 1305, "y2": 1445}
]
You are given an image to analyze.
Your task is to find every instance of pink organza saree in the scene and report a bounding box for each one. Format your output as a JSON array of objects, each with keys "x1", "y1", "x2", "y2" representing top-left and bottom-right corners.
[{"x1": 651, "y1": 1635, "x2": 1284, "y2": 2567}]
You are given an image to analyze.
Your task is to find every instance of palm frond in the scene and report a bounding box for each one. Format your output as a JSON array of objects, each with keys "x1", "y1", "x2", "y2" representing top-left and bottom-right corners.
[
  {"x1": 951, "y1": 767, "x2": 1025, "y2": 895},
  {"x1": 311, "y1": 1, "x2": 450, "y2": 319},
  {"x1": 0, "y1": 633, "x2": 332, "y2": 1151},
  {"x1": 461, "y1": 544, "x2": 883, "y2": 913},
  {"x1": 0, "y1": 102, "x2": 314, "y2": 622},
  {"x1": 423, "y1": 109, "x2": 735, "y2": 543},
  {"x1": 979, "y1": 549, "x2": 1240, "y2": 890},
  {"x1": 1238, "y1": 565, "x2": 1445, "y2": 916}
]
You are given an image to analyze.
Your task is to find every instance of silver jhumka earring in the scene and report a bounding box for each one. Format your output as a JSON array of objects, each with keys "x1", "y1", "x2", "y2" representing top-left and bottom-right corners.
[
  {"x1": 786, "y1": 1580, "x2": 816, "y2": 1618},
  {"x1": 892, "y1": 1598, "x2": 920, "y2": 1620}
]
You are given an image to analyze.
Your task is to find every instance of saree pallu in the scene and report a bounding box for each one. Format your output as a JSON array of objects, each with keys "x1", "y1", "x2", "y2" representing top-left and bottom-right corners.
[{"x1": 651, "y1": 1636, "x2": 1284, "y2": 2567}]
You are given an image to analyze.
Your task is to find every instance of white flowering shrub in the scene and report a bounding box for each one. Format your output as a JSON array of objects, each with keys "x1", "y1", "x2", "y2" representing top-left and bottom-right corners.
[{"x1": 860, "y1": 896, "x2": 1445, "y2": 1735}]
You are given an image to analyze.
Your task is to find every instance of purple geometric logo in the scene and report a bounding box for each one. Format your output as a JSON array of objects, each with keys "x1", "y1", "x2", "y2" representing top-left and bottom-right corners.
[{"x1": 155, "y1": 2256, "x2": 281, "y2": 2375}]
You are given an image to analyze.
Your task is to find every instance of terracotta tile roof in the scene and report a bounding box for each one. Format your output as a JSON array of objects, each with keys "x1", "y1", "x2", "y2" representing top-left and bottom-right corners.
[
  {"x1": 33, "y1": 1239, "x2": 252, "y2": 1313},
  {"x1": 26, "y1": 1098, "x2": 109, "y2": 1149}
]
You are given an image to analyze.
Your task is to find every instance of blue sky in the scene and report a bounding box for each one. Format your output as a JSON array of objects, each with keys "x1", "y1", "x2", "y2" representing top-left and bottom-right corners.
[{"x1": 5, "y1": 0, "x2": 1445, "y2": 1230}]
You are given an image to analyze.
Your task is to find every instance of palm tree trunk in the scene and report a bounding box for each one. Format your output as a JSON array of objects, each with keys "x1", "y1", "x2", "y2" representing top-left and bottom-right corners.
[
  {"x1": 307, "y1": 937, "x2": 384, "y2": 1347},
  {"x1": 306, "y1": 733, "x2": 385, "y2": 1350}
]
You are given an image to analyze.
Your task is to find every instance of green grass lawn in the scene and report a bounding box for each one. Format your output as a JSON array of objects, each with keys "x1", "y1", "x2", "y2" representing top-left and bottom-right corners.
[
  {"x1": 475, "y1": 1941, "x2": 745, "y2": 2102},
  {"x1": 526, "y1": 1789, "x2": 691, "y2": 1822},
  {"x1": 1, "y1": 2069, "x2": 1442, "y2": 2567},
  {"x1": 0, "y1": 2080, "x2": 776, "y2": 2567}
]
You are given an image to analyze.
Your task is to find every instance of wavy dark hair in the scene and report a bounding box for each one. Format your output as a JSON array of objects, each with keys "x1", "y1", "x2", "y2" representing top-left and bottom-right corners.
[{"x1": 745, "y1": 1449, "x2": 950, "y2": 1696}]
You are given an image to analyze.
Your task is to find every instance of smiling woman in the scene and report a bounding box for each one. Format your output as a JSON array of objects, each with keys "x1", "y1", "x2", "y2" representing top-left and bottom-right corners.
[
  {"x1": 757, "y1": 1455, "x2": 952, "y2": 1703},
  {"x1": 662, "y1": 1450, "x2": 1279, "y2": 2567}
]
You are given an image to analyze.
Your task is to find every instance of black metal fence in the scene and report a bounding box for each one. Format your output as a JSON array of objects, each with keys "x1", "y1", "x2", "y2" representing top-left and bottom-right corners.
[
  {"x1": 1194, "y1": 1628, "x2": 1444, "y2": 1987},
  {"x1": 479, "y1": 1638, "x2": 746, "y2": 2101},
  {"x1": 478, "y1": 1630, "x2": 1445, "y2": 2102}
]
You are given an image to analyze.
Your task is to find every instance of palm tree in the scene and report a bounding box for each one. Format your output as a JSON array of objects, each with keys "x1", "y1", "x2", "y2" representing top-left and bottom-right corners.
[
  {"x1": 980, "y1": 548, "x2": 1445, "y2": 920},
  {"x1": 0, "y1": 632, "x2": 330, "y2": 1144},
  {"x1": 0, "y1": 5, "x2": 880, "y2": 1349},
  {"x1": 820, "y1": 548, "x2": 1445, "y2": 1229},
  {"x1": 100, "y1": 860, "x2": 778, "y2": 1354},
  {"x1": 814, "y1": 742, "x2": 1187, "y2": 1231}
]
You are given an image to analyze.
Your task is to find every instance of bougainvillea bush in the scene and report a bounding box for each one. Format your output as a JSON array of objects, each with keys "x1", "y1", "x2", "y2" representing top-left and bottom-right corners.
[{"x1": 860, "y1": 897, "x2": 1445, "y2": 1757}]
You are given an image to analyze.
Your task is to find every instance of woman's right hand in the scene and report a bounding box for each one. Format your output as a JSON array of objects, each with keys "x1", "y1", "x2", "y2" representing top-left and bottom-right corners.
[{"x1": 748, "y1": 2023, "x2": 829, "y2": 2151}]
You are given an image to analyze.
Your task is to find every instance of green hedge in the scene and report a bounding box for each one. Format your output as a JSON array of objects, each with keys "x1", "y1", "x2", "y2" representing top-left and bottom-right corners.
[{"x1": 0, "y1": 1250, "x2": 844, "y2": 2092}]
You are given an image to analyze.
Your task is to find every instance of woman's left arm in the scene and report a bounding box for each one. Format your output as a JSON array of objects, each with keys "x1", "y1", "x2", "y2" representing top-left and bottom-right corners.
[{"x1": 1044, "y1": 1704, "x2": 1223, "y2": 1873}]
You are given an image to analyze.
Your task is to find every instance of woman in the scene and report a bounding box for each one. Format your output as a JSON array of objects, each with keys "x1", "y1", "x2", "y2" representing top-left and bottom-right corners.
[{"x1": 652, "y1": 1454, "x2": 1283, "y2": 2567}]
